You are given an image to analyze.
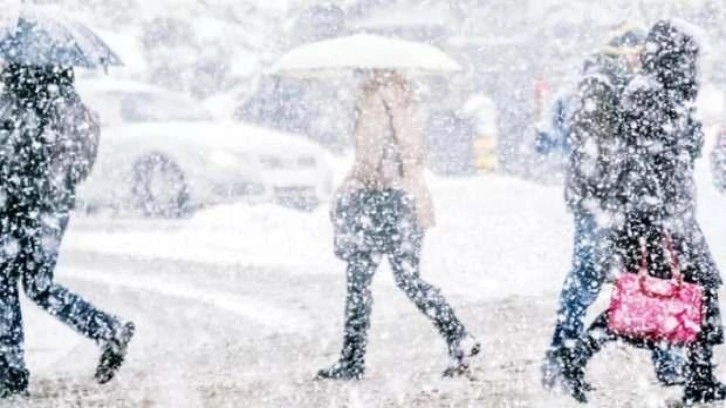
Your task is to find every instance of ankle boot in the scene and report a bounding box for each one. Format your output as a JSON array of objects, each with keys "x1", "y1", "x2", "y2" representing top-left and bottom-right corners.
[
  {"x1": 683, "y1": 343, "x2": 726, "y2": 406},
  {"x1": 0, "y1": 356, "x2": 28, "y2": 399},
  {"x1": 318, "y1": 292, "x2": 370, "y2": 381},
  {"x1": 96, "y1": 321, "x2": 135, "y2": 384},
  {"x1": 317, "y1": 331, "x2": 367, "y2": 380},
  {"x1": 443, "y1": 333, "x2": 481, "y2": 377},
  {"x1": 544, "y1": 338, "x2": 596, "y2": 404}
]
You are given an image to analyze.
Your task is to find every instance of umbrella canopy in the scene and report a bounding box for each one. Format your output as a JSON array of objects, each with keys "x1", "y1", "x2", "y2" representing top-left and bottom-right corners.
[
  {"x1": 0, "y1": 8, "x2": 123, "y2": 68},
  {"x1": 271, "y1": 33, "x2": 462, "y2": 77}
]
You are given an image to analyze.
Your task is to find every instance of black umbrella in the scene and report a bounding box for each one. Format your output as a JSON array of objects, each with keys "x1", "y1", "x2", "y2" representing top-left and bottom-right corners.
[{"x1": 0, "y1": 9, "x2": 123, "y2": 69}]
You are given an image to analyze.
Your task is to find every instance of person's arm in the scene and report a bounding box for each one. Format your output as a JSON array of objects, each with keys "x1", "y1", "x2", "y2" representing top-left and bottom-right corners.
[
  {"x1": 565, "y1": 75, "x2": 618, "y2": 212},
  {"x1": 58, "y1": 96, "x2": 101, "y2": 186},
  {"x1": 619, "y1": 82, "x2": 668, "y2": 221}
]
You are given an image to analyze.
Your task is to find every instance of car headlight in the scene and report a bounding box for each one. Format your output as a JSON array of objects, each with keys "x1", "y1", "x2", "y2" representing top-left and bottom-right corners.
[{"x1": 210, "y1": 150, "x2": 241, "y2": 169}]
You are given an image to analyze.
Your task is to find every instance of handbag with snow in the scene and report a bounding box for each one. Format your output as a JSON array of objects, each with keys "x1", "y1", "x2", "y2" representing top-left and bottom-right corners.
[{"x1": 607, "y1": 234, "x2": 704, "y2": 344}]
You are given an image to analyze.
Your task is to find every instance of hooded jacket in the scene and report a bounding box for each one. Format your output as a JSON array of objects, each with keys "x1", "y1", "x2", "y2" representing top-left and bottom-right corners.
[{"x1": 614, "y1": 21, "x2": 719, "y2": 288}]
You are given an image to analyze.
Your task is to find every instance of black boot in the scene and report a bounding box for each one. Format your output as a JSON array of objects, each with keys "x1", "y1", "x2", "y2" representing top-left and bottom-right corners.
[
  {"x1": 443, "y1": 333, "x2": 481, "y2": 377},
  {"x1": 548, "y1": 343, "x2": 593, "y2": 404},
  {"x1": 317, "y1": 332, "x2": 367, "y2": 380},
  {"x1": 682, "y1": 343, "x2": 726, "y2": 406},
  {"x1": 319, "y1": 254, "x2": 376, "y2": 380},
  {"x1": 0, "y1": 369, "x2": 29, "y2": 399},
  {"x1": 96, "y1": 322, "x2": 135, "y2": 384},
  {"x1": 317, "y1": 359, "x2": 365, "y2": 380},
  {"x1": 317, "y1": 294, "x2": 370, "y2": 380},
  {"x1": 0, "y1": 356, "x2": 28, "y2": 399}
]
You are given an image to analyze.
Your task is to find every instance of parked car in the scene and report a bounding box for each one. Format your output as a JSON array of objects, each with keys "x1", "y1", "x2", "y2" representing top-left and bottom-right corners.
[
  {"x1": 76, "y1": 79, "x2": 333, "y2": 216},
  {"x1": 712, "y1": 126, "x2": 726, "y2": 193}
]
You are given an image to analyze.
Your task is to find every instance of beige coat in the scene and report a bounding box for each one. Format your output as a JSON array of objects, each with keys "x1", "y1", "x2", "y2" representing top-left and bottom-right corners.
[{"x1": 336, "y1": 81, "x2": 435, "y2": 228}]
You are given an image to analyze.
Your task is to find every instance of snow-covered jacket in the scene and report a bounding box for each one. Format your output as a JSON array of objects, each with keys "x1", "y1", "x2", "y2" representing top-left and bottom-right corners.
[
  {"x1": 615, "y1": 76, "x2": 702, "y2": 222},
  {"x1": 336, "y1": 81, "x2": 435, "y2": 228},
  {"x1": 612, "y1": 21, "x2": 719, "y2": 288},
  {"x1": 565, "y1": 54, "x2": 633, "y2": 214},
  {"x1": 0, "y1": 66, "x2": 100, "y2": 213}
]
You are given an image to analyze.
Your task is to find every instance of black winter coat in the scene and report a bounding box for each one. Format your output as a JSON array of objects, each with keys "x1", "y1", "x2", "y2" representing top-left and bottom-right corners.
[
  {"x1": 0, "y1": 65, "x2": 99, "y2": 216},
  {"x1": 612, "y1": 21, "x2": 720, "y2": 289}
]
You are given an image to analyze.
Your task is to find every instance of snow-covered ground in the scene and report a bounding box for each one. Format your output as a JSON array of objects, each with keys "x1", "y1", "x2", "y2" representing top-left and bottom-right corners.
[
  {"x1": 63, "y1": 155, "x2": 726, "y2": 302},
  {"x1": 17, "y1": 153, "x2": 726, "y2": 407}
]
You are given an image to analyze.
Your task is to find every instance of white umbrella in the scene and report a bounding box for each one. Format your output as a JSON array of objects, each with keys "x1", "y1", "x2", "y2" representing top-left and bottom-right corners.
[{"x1": 271, "y1": 33, "x2": 462, "y2": 77}]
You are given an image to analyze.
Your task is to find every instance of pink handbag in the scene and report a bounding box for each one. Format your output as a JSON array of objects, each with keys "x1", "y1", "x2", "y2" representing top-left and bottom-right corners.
[{"x1": 607, "y1": 235, "x2": 704, "y2": 344}]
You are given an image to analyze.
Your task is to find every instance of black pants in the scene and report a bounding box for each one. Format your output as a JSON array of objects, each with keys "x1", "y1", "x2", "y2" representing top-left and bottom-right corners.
[
  {"x1": 338, "y1": 230, "x2": 466, "y2": 366},
  {"x1": 0, "y1": 209, "x2": 122, "y2": 374}
]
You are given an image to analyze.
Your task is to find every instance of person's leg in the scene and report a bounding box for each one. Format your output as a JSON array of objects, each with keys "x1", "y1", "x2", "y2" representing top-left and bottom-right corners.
[
  {"x1": 317, "y1": 251, "x2": 380, "y2": 380},
  {"x1": 388, "y1": 231, "x2": 478, "y2": 375},
  {"x1": 682, "y1": 340, "x2": 726, "y2": 405},
  {"x1": 549, "y1": 212, "x2": 604, "y2": 349},
  {"x1": 20, "y1": 211, "x2": 134, "y2": 384},
  {"x1": 21, "y1": 212, "x2": 123, "y2": 342},
  {"x1": 683, "y1": 288, "x2": 726, "y2": 405},
  {"x1": 544, "y1": 212, "x2": 605, "y2": 389},
  {"x1": 558, "y1": 312, "x2": 619, "y2": 403},
  {"x1": 0, "y1": 263, "x2": 29, "y2": 397}
]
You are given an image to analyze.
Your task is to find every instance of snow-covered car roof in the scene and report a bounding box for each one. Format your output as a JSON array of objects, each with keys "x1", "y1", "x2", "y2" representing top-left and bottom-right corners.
[{"x1": 102, "y1": 121, "x2": 327, "y2": 155}]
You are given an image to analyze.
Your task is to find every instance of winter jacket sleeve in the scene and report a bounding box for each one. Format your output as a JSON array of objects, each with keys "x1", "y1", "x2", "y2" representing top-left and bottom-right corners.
[
  {"x1": 616, "y1": 80, "x2": 667, "y2": 221},
  {"x1": 387, "y1": 89, "x2": 435, "y2": 228},
  {"x1": 52, "y1": 96, "x2": 101, "y2": 187},
  {"x1": 565, "y1": 74, "x2": 620, "y2": 214}
]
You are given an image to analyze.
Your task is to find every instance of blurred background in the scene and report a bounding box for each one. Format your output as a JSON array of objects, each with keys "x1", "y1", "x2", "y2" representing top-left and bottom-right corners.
[{"x1": 19, "y1": 0, "x2": 726, "y2": 214}]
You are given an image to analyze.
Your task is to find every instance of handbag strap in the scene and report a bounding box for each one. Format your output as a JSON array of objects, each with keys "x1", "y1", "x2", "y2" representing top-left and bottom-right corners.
[
  {"x1": 637, "y1": 231, "x2": 682, "y2": 281},
  {"x1": 377, "y1": 99, "x2": 405, "y2": 179}
]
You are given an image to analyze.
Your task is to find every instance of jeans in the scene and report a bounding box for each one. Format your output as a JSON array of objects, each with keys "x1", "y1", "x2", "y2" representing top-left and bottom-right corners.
[
  {"x1": 551, "y1": 212, "x2": 605, "y2": 348},
  {"x1": 0, "y1": 210, "x2": 122, "y2": 373},
  {"x1": 549, "y1": 212, "x2": 685, "y2": 381}
]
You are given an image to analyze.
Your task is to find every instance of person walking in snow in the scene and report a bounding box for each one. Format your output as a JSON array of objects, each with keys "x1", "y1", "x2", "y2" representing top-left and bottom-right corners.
[
  {"x1": 0, "y1": 65, "x2": 134, "y2": 398},
  {"x1": 558, "y1": 20, "x2": 726, "y2": 406},
  {"x1": 317, "y1": 71, "x2": 479, "y2": 380},
  {"x1": 542, "y1": 22, "x2": 686, "y2": 390}
]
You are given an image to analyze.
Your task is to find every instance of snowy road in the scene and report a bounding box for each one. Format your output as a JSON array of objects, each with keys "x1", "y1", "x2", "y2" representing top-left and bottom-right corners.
[{"x1": 16, "y1": 160, "x2": 726, "y2": 407}]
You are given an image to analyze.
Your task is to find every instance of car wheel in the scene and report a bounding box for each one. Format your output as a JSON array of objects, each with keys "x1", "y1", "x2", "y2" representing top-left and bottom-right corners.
[
  {"x1": 279, "y1": 197, "x2": 320, "y2": 212},
  {"x1": 132, "y1": 153, "x2": 191, "y2": 218}
]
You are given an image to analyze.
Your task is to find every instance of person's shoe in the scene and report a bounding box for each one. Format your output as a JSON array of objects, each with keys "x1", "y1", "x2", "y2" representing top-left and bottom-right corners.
[
  {"x1": 95, "y1": 322, "x2": 135, "y2": 384},
  {"x1": 316, "y1": 360, "x2": 365, "y2": 380},
  {"x1": 682, "y1": 379, "x2": 726, "y2": 406},
  {"x1": 541, "y1": 349, "x2": 563, "y2": 391},
  {"x1": 543, "y1": 346, "x2": 591, "y2": 404},
  {"x1": 542, "y1": 349, "x2": 595, "y2": 391},
  {"x1": 0, "y1": 367, "x2": 29, "y2": 399},
  {"x1": 443, "y1": 334, "x2": 481, "y2": 377}
]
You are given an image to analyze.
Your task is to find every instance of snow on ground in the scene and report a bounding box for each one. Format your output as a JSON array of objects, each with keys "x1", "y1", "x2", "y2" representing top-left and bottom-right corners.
[
  {"x1": 23, "y1": 149, "x2": 726, "y2": 407},
  {"x1": 63, "y1": 153, "x2": 726, "y2": 303},
  {"x1": 63, "y1": 172, "x2": 572, "y2": 302}
]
